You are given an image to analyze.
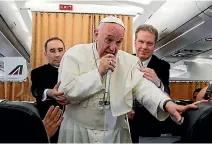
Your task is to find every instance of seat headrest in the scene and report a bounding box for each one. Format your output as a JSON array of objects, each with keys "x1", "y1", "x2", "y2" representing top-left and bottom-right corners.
[
  {"x1": 0, "y1": 100, "x2": 49, "y2": 143},
  {"x1": 181, "y1": 102, "x2": 212, "y2": 143}
]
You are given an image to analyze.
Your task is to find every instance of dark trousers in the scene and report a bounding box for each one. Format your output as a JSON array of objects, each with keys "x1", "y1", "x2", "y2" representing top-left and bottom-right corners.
[
  {"x1": 129, "y1": 119, "x2": 139, "y2": 143},
  {"x1": 129, "y1": 106, "x2": 162, "y2": 143},
  {"x1": 50, "y1": 128, "x2": 60, "y2": 143}
]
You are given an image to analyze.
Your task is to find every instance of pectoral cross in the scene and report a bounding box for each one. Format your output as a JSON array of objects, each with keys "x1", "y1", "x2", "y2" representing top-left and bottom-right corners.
[{"x1": 98, "y1": 98, "x2": 110, "y2": 110}]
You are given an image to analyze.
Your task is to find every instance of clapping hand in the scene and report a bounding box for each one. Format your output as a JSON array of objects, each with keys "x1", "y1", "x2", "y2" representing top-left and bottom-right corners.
[{"x1": 42, "y1": 106, "x2": 63, "y2": 138}]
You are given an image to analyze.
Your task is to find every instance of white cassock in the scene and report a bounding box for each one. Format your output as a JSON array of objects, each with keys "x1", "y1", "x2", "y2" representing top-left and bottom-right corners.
[{"x1": 57, "y1": 42, "x2": 171, "y2": 143}]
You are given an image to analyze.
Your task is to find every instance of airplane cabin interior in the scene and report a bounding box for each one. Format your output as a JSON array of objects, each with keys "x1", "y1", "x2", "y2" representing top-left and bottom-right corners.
[{"x1": 1, "y1": 0, "x2": 212, "y2": 143}]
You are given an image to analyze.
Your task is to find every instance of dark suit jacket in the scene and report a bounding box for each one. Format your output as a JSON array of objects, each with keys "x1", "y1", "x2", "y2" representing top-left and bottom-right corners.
[
  {"x1": 31, "y1": 64, "x2": 63, "y2": 143},
  {"x1": 147, "y1": 55, "x2": 170, "y2": 95},
  {"x1": 129, "y1": 54, "x2": 170, "y2": 142}
]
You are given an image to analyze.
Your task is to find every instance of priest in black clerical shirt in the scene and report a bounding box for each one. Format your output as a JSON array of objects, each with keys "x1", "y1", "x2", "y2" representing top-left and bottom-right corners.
[{"x1": 31, "y1": 37, "x2": 68, "y2": 143}]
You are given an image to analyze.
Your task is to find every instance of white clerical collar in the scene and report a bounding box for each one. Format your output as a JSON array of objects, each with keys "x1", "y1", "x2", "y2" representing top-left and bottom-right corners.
[
  {"x1": 141, "y1": 56, "x2": 152, "y2": 67},
  {"x1": 50, "y1": 64, "x2": 59, "y2": 68}
]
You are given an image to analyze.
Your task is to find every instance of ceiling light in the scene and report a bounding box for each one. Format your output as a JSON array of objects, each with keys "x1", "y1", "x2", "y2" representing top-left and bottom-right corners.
[
  {"x1": 129, "y1": 0, "x2": 152, "y2": 5},
  {"x1": 205, "y1": 38, "x2": 212, "y2": 41},
  {"x1": 170, "y1": 69, "x2": 188, "y2": 78},
  {"x1": 174, "y1": 64, "x2": 187, "y2": 71},
  {"x1": 192, "y1": 58, "x2": 212, "y2": 65},
  {"x1": 25, "y1": 0, "x2": 47, "y2": 7},
  {"x1": 25, "y1": 2, "x2": 143, "y2": 15}
]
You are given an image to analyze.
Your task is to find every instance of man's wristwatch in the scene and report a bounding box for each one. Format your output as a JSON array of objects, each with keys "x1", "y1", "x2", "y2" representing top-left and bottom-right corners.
[{"x1": 163, "y1": 99, "x2": 173, "y2": 112}]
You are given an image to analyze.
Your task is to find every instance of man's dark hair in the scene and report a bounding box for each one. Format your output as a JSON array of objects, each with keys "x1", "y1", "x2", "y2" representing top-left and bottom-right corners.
[
  {"x1": 44, "y1": 37, "x2": 65, "y2": 51},
  {"x1": 193, "y1": 88, "x2": 202, "y2": 94},
  {"x1": 193, "y1": 88, "x2": 202, "y2": 100}
]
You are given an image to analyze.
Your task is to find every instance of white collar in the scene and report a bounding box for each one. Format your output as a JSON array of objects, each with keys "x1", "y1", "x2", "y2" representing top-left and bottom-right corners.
[
  {"x1": 141, "y1": 56, "x2": 152, "y2": 67},
  {"x1": 50, "y1": 64, "x2": 59, "y2": 68}
]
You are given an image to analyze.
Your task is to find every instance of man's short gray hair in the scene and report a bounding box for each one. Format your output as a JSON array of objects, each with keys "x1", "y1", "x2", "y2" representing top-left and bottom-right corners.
[{"x1": 135, "y1": 24, "x2": 158, "y2": 43}]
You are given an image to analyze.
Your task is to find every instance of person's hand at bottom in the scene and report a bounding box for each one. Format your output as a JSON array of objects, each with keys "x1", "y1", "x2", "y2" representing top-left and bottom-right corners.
[{"x1": 42, "y1": 106, "x2": 63, "y2": 138}]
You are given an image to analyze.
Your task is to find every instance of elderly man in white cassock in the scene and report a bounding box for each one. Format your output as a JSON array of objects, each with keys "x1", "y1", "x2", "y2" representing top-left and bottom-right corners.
[{"x1": 57, "y1": 16, "x2": 199, "y2": 143}]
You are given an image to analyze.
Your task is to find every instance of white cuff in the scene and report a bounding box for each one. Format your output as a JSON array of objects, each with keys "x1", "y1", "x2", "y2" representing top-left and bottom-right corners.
[
  {"x1": 42, "y1": 89, "x2": 49, "y2": 101},
  {"x1": 156, "y1": 79, "x2": 161, "y2": 87},
  {"x1": 159, "y1": 98, "x2": 172, "y2": 111}
]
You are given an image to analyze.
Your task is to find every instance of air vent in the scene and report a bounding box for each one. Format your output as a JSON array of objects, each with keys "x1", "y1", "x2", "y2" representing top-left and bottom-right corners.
[
  {"x1": 162, "y1": 33, "x2": 212, "y2": 63},
  {"x1": 170, "y1": 49, "x2": 203, "y2": 57}
]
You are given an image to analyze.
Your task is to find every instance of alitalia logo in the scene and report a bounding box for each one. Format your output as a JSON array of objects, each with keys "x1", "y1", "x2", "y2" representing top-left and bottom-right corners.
[{"x1": 8, "y1": 65, "x2": 23, "y2": 75}]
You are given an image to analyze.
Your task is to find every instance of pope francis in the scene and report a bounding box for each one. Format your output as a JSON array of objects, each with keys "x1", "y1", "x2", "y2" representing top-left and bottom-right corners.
[{"x1": 57, "y1": 16, "x2": 198, "y2": 143}]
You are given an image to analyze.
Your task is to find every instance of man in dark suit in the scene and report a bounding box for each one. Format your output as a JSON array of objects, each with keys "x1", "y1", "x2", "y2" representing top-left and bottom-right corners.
[
  {"x1": 31, "y1": 37, "x2": 68, "y2": 143},
  {"x1": 128, "y1": 24, "x2": 171, "y2": 143}
]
